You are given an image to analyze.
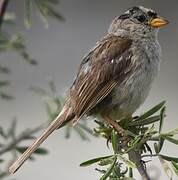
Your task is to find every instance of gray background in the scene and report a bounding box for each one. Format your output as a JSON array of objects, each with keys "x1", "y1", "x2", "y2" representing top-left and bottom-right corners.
[{"x1": 1, "y1": 0, "x2": 178, "y2": 179}]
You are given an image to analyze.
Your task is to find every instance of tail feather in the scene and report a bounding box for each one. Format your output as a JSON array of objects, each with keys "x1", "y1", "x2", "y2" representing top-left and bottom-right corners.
[{"x1": 9, "y1": 106, "x2": 72, "y2": 174}]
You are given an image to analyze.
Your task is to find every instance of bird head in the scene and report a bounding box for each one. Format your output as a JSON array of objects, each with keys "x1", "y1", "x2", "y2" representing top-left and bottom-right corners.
[{"x1": 109, "y1": 6, "x2": 169, "y2": 39}]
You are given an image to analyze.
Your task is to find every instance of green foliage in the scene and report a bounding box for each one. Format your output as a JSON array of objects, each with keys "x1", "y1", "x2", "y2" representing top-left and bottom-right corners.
[
  {"x1": 0, "y1": 119, "x2": 48, "y2": 177},
  {"x1": 0, "y1": 0, "x2": 64, "y2": 100},
  {"x1": 24, "y1": 0, "x2": 65, "y2": 28},
  {"x1": 81, "y1": 101, "x2": 178, "y2": 179}
]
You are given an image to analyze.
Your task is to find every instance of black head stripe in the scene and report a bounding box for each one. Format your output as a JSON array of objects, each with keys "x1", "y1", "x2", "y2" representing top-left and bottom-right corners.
[
  {"x1": 119, "y1": 13, "x2": 130, "y2": 20},
  {"x1": 148, "y1": 11, "x2": 157, "y2": 18},
  {"x1": 129, "y1": 6, "x2": 140, "y2": 14}
]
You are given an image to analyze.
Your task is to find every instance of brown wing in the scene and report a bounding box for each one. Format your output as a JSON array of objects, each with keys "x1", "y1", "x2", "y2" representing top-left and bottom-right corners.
[{"x1": 70, "y1": 35, "x2": 133, "y2": 122}]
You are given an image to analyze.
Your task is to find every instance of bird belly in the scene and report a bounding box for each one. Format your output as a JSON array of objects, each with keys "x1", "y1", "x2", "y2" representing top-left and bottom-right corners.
[{"x1": 109, "y1": 50, "x2": 160, "y2": 119}]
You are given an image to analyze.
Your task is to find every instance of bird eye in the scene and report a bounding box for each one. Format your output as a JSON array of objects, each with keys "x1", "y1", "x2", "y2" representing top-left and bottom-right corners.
[{"x1": 136, "y1": 15, "x2": 147, "y2": 23}]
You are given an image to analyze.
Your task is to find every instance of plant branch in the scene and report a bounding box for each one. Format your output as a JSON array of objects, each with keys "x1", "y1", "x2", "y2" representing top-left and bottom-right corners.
[
  {"x1": 0, "y1": 124, "x2": 46, "y2": 156},
  {"x1": 108, "y1": 119, "x2": 151, "y2": 180},
  {"x1": 129, "y1": 150, "x2": 151, "y2": 180}
]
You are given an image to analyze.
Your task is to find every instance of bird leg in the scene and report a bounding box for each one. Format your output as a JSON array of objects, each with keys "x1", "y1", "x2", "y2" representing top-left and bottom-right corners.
[{"x1": 101, "y1": 109, "x2": 125, "y2": 135}]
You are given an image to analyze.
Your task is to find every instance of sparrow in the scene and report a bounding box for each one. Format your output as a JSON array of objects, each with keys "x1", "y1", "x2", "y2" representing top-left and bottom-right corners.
[{"x1": 9, "y1": 6, "x2": 169, "y2": 173}]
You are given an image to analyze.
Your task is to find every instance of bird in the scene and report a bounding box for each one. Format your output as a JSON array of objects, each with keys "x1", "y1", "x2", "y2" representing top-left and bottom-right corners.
[{"x1": 9, "y1": 6, "x2": 169, "y2": 173}]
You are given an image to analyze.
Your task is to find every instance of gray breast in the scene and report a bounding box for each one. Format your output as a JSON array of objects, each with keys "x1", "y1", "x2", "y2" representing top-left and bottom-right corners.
[{"x1": 109, "y1": 38, "x2": 161, "y2": 118}]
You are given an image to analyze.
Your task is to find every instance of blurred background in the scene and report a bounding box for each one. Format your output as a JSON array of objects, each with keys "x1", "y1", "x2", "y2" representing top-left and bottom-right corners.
[{"x1": 0, "y1": 0, "x2": 178, "y2": 179}]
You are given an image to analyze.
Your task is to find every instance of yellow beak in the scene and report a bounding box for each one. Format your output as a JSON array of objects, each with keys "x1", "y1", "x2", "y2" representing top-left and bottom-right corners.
[{"x1": 149, "y1": 17, "x2": 169, "y2": 28}]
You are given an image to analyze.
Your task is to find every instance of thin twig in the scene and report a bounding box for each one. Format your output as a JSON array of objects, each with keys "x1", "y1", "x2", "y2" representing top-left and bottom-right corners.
[
  {"x1": 0, "y1": 124, "x2": 46, "y2": 156},
  {"x1": 106, "y1": 119, "x2": 151, "y2": 180},
  {"x1": 129, "y1": 150, "x2": 151, "y2": 180}
]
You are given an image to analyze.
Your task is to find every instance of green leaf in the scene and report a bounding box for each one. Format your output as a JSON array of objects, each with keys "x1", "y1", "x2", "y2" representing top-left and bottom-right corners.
[
  {"x1": 160, "y1": 155, "x2": 178, "y2": 163},
  {"x1": 171, "y1": 161, "x2": 178, "y2": 176},
  {"x1": 129, "y1": 115, "x2": 160, "y2": 126},
  {"x1": 111, "y1": 129, "x2": 118, "y2": 153},
  {"x1": 33, "y1": 147, "x2": 48, "y2": 155},
  {"x1": 0, "y1": 92, "x2": 14, "y2": 100},
  {"x1": 154, "y1": 136, "x2": 165, "y2": 153},
  {"x1": 45, "y1": 102, "x2": 54, "y2": 119},
  {"x1": 77, "y1": 123, "x2": 95, "y2": 137},
  {"x1": 154, "y1": 143, "x2": 159, "y2": 154},
  {"x1": 159, "y1": 106, "x2": 166, "y2": 133},
  {"x1": 0, "y1": 81, "x2": 9, "y2": 87},
  {"x1": 163, "y1": 135, "x2": 178, "y2": 145},
  {"x1": 65, "y1": 123, "x2": 72, "y2": 139},
  {"x1": 34, "y1": 0, "x2": 49, "y2": 28},
  {"x1": 0, "y1": 126, "x2": 7, "y2": 138},
  {"x1": 7, "y1": 118, "x2": 17, "y2": 138},
  {"x1": 80, "y1": 155, "x2": 114, "y2": 167},
  {"x1": 98, "y1": 158, "x2": 114, "y2": 166},
  {"x1": 117, "y1": 154, "x2": 136, "y2": 168},
  {"x1": 29, "y1": 86, "x2": 48, "y2": 96},
  {"x1": 16, "y1": 146, "x2": 48, "y2": 155},
  {"x1": 0, "y1": 65, "x2": 10, "y2": 74},
  {"x1": 100, "y1": 155, "x2": 117, "y2": 180},
  {"x1": 24, "y1": 0, "x2": 33, "y2": 28},
  {"x1": 47, "y1": 6, "x2": 65, "y2": 21},
  {"x1": 20, "y1": 51, "x2": 38, "y2": 65},
  {"x1": 165, "y1": 128, "x2": 178, "y2": 136},
  {"x1": 48, "y1": 79, "x2": 56, "y2": 93},
  {"x1": 158, "y1": 136, "x2": 165, "y2": 153},
  {"x1": 136, "y1": 101, "x2": 166, "y2": 120},
  {"x1": 0, "y1": 159, "x2": 4, "y2": 163},
  {"x1": 0, "y1": 172, "x2": 8, "y2": 178},
  {"x1": 74, "y1": 125, "x2": 90, "y2": 141},
  {"x1": 129, "y1": 167, "x2": 133, "y2": 177}
]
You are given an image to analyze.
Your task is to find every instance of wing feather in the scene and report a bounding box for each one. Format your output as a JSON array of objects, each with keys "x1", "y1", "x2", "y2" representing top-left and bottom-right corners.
[{"x1": 70, "y1": 35, "x2": 133, "y2": 121}]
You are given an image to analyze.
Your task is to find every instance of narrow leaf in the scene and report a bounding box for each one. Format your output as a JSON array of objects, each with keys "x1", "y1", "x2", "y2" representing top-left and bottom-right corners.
[
  {"x1": 154, "y1": 143, "x2": 159, "y2": 154},
  {"x1": 80, "y1": 155, "x2": 114, "y2": 167},
  {"x1": 159, "y1": 106, "x2": 166, "y2": 133},
  {"x1": 0, "y1": 92, "x2": 14, "y2": 100},
  {"x1": 16, "y1": 146, "x2": 48, "y2": 155},
  {"x1": 163, "y1": 136, "x2": 178, "y2": 145},
  {"x1": 34, "y1": 0, "x2": 49, "y2": 28},
  {"x1": 171, "y1": 161, "x2": 178, "y2": 176},
  {"x1": 100, "y1": 155, "x2": 117, "y2": 180},
  {"x1": 117, "y1": 154, "x2": 136, "y2": 168},
  {"x1": 29, "y1": 86, "x2": 48, "y2": 96},
  {"x1": 0, "y1": 65, "x2": 10, "y2": 74},
  {"x1": 111, "y1": 129, "x2": 118, "y2": 153},
  {"x1": 74, "y1": 125, "x2": 90, "y2": 141},
  {"x1": 129, "y1": 115, "x2": 160, "y2": 126},
  {"x1": 165, "y1": 128, "x2": 178, "y2": 136},
  {"x1": 33, "y1": 148, "x2": 48, "y2": 155},
  {"x1": 49, "y1": 79, "x2": 56, "y2": 93},
  {"x1": 0, "y1": 81, "x2": 9, "y2": 87},
  {"x1": 47, "y1": 6, "x2": 65, "y2": 21},
  {"x1": 77, "y1": 123, "x2": 95, "y2": 136},
  {"x1": 158, "y1": 137, "x2": 165, "y2": 153},
  {"x1": 137, "y1": 101, "x2": 166, "y2": 120},
  {"x1": 160, "y1": 155, "x2": 178, "y2": 163},
  {"x1": 24, "y1": 0, "x2": 33, "y2": 28},
  {"x1": 65, "y1": 123, "x2": 72, "y2": 139},
  {"x1": 98, "y1": 158, "x2": 114, "y2": 166},
  {"x1": 129, "y1": 167, "x2": 133, "y2": 177}
]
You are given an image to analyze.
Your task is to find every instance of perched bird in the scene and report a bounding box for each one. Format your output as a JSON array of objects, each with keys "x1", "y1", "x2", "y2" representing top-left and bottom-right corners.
[{"x1": 9, "y1": 6, "x2": 169, "y2": 173}]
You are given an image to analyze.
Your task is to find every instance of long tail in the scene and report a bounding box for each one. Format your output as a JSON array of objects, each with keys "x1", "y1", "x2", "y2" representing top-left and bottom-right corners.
[{"x1": 9, "y1": 106, "x2": 72, "y2": 174}]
